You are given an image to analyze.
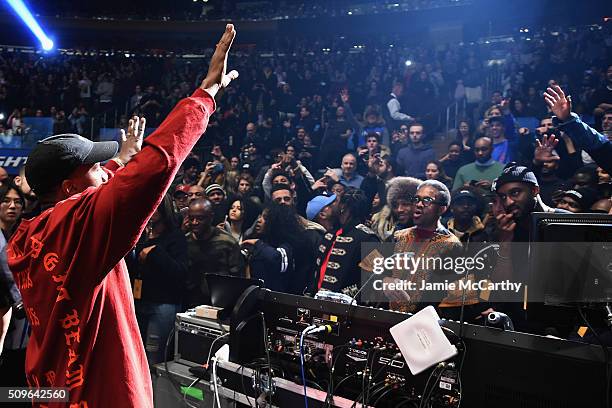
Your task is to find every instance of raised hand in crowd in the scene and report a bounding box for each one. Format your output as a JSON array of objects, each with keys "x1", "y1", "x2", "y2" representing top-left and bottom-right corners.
[
  {"x1": 367, "y1": 153, "x2": 382, "y2": 176},
  {"x1": 533, "y1": 133, "x2": 560, "y2": 165},
  {"x1": 340, "y1": 88, "x2": 350, "y2": 104},
  {"x1": 311, "y1": 176, "x2": 328, "y2": 191},
  {"x1": 544, "y1": 85, "x2": 571, "y2": 122},
  {"x1": 199, "y1": 24, "x2": 239, "y2": 97},
  {"x1": 116, "y1": 115, "x2": 146, "y2": 165},
  {"x1": 324, "y1": 167, "x2": 340, "y2": 183}
]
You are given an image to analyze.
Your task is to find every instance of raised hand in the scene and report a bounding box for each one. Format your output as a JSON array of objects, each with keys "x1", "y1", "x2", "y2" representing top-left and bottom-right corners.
[
  {"x1": 340, "y1": 89, "x2": 349, "y2": 104},
  {"x1": 312, "y1": 177, "x2": 328, "y2": 191},
  {"x1": 200, "y1": 24, "x2": 239, "y2": 97},
  {"x1": 117, "y1": 116, "x2": 146, "y2": 164},
  {"x1": 533, "y1": 134, "x2": 560, "y2": 164},
  {"x1": 324, "y1": 168, "x2": 340, "y2": 182},
  {"x1": 543, "y1": 85, "x2": 571, "y2": 122}
]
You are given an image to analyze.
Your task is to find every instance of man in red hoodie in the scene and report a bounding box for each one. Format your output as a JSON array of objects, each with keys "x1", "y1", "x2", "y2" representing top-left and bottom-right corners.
[{"x1": 7, "y1": 25, "x2": 238, "y2": 407}]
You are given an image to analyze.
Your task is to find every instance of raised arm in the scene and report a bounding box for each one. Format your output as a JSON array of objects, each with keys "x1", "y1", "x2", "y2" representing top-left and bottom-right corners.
[
  {"x1": 73, "y1": 25, "x2": 240, "y2": 280},
  {"x1": 545, "y1": 85, "x2": 612, "y2": 174}
]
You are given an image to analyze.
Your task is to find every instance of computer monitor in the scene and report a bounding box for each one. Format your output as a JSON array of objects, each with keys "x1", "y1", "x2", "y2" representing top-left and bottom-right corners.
[
  {"x1": 529, "y1": 212, "x2": 612, "y2": 306},
  {"x1": 204, "y1": 274, "x2": 263, "y2": 321}
]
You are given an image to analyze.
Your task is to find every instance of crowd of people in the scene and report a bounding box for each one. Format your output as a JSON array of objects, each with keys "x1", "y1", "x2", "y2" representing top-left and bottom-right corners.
[
  {"x1": 22, "y1": 0, "x2": 472, "y2": 22},
  {"x1": 0, "y1": 21, "x2": 610, "y2": 406},
  {"x1": 0, "y1": 24, "x2": 609, "y2": 148}
]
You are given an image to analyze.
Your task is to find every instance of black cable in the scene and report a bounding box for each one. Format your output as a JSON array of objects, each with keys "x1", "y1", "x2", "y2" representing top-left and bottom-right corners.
[
  {"x1": 418, "y1": 365, "x2": 444, "y2": 408},
  {"x1": 325, "y1": 343, "x2": 351, "y2": 406},
  {"x1": 363, "y1": 382, "x2": 390, "y2": 407},
  {"x1": 239, "y1": 364, "x2": 254, "y2": 408},
  {"x1": 362, "y1": 349, "x2": 375, "y2": 406},
  {"x1": 396, "y1": 397, "x2": 419, "y2": 408},
  {"x1": 578, "y1": 306, "x2": 611, "y2": 408},
  {"x1": 372, "y1": 385, "x2": 396, "y2": 407},
  {"x1": 163, "y1": 327, "x2": 198, "y2": 408},
  {"x1": 259, "y1": 312, "x2": 273, "y2": 398}
]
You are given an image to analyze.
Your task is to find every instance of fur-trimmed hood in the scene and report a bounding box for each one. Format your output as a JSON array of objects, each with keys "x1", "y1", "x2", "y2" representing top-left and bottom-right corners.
[{"x1": 386, "y1": 176, "x2": 422, "y2": 206}]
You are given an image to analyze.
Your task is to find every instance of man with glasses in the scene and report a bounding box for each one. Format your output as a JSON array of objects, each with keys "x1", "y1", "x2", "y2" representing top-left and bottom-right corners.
[
  {"x1": 453, "y1": 136, "x2": 504, "y2": 190},
  {"x1": 384, "y1": 180, "x2": 462, "y2": 313}
]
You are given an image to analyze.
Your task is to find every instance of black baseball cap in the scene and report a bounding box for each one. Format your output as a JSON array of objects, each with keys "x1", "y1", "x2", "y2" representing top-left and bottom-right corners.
[{"x1": 25, "y1": 134, "x2": 118, "y2": 195}]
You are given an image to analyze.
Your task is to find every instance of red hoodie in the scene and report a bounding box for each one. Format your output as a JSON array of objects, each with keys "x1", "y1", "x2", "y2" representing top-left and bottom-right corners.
[{"x1": 8, "y1": 88, "x2": 215, "y2": 407}]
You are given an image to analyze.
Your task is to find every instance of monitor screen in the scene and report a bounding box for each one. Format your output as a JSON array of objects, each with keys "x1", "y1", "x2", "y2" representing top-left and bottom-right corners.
[{"x1": 529, "y1": 212, "x2": 612, "y2": 305}]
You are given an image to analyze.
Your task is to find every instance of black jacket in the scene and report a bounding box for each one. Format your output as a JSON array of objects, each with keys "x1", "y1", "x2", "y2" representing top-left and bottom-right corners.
[{"x1": 128, "y1": 227, "x2": 189, "y2": 305}]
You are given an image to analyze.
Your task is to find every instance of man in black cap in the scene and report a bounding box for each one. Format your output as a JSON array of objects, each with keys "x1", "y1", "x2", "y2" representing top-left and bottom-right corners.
[
  {"x1": 556, "y1": 187, "x2": 600, "y2": 213},
  {"x1": 489, "y1": 162, "x2": 569, "y2": 331},
  {"x1": 7, "y1": 25, "x2": 238, "y2": 407},
  {"x1": 491, "y1": 161, "x2": 565, "y2": 242},
  {"x1": 446, "y1": 187, "x2": 490, "y2": 243}
]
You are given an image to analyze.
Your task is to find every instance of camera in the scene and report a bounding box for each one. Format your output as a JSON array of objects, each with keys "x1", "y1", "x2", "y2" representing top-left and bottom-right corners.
[{"x1": 211, "y1": 163, "x2": 224, "y2": 174}]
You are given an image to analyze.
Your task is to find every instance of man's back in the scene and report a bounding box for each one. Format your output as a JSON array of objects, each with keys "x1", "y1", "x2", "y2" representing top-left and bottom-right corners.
[
  {"x1": 8, "y1": 192, "x2": 152, "y2": 407},
  {"x1": 8, "y1": 87, "x2": 217, "y2": 407}
]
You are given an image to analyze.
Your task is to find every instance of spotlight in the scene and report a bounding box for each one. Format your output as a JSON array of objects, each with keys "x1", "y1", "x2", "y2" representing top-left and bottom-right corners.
[
  {"x1": 42, "y1": 38, "x2": 54, "y2": 51},
  {"x1": 6, "y1": 0, "x2": 55, "y2": 50},
  {"x1": 404, "y1": 59, "x2": 413, "y2": 67}
]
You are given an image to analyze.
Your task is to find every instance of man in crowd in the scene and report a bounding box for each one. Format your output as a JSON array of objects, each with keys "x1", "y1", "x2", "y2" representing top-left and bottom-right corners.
[
  {"x1": 488, "y1": 115, "x2": 515, "y2": 164},
  {"x1": 453, "y1": 137, "x2": 505, "y2": 190},
  {"x1": 266, "y1": 183, "x2": 324, "y2": 295},
  {"x1": 306, "y1": 194, "x2": 337, "y2": 233},
  {"x1": 173, "y1": 184, "x2": 190, "y2": 211},
  {"x1": 490, "y1": 162, "x2": 569, "y2": 331},
  {"x1": 531, "y1": 139, "x2": 570, "y2": 207},
  {"x1": 327, "y1": 153, "x2": 364, "y2": 188},
  {"x1": 556, "y1": 187, "x2": 599, "y2": 213},
  {"x1": 316, "y1": 188, "x2": 380, "y2": 297},
  {"x1": 446, "y1": 187, "x2": 490, "y2": 243},
  {"x1": 383, "y1": 180, "x2": 462, "y2": 313},
  {"x1": 186, "y1": 198, "x2": 245, "y2": 306},
  {"x1": 320, "y1": 93, "x2": 359, "y2": 168},
  {"x1": 173, "y1": 157, "x2": 201, "y2": 187},
  {"x1": 386, "y1": 82, "x2": 414, "y2": 130},
  {"x1": 370, "y1": 176, "x2": 421, "y2": 241},
  {"x1": 205, "y1": 183, "x2": 228, "y2": 225},
  {"x1": 6, "y1": 25, "x2": 239, "y2": 406},
  {"x1": 188, "y1": 184, "x2": 206, "y2": 204},
  {"x1": 396, "y1": 123, "x2": 435, "y2": 179}
]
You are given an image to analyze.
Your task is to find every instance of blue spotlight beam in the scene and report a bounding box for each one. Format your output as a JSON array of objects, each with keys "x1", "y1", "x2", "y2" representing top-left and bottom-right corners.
[{"x1": 5, "y1": 0, "x2": 54, "y2": 50}]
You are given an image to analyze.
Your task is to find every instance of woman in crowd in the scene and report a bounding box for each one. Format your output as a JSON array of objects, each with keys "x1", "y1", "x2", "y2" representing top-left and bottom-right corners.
[
  {"x1": 242, "y1": 202, "x2": 307, "y2": 293},
  {"x1": 0, "y1": 182, "x2": 27, "y2": 387},
  {"x1": 425, "y1": 160, "x2": 453, "y2": 189},
  {"x1": 221, "y1": 197, "x2": 259, "y2": 244},
  {"x1": 455, "y1": 119, "x2": 475, "y2": 154},
  {"x1": 440, "y1": 141, "x2": 469, "y2": 179},
  {"x1": 128, "y1": 194, "x2": 188, "y2": 366},
  {"x1": 0, "y1": 183, "x2": 25, "y2": 240}
]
